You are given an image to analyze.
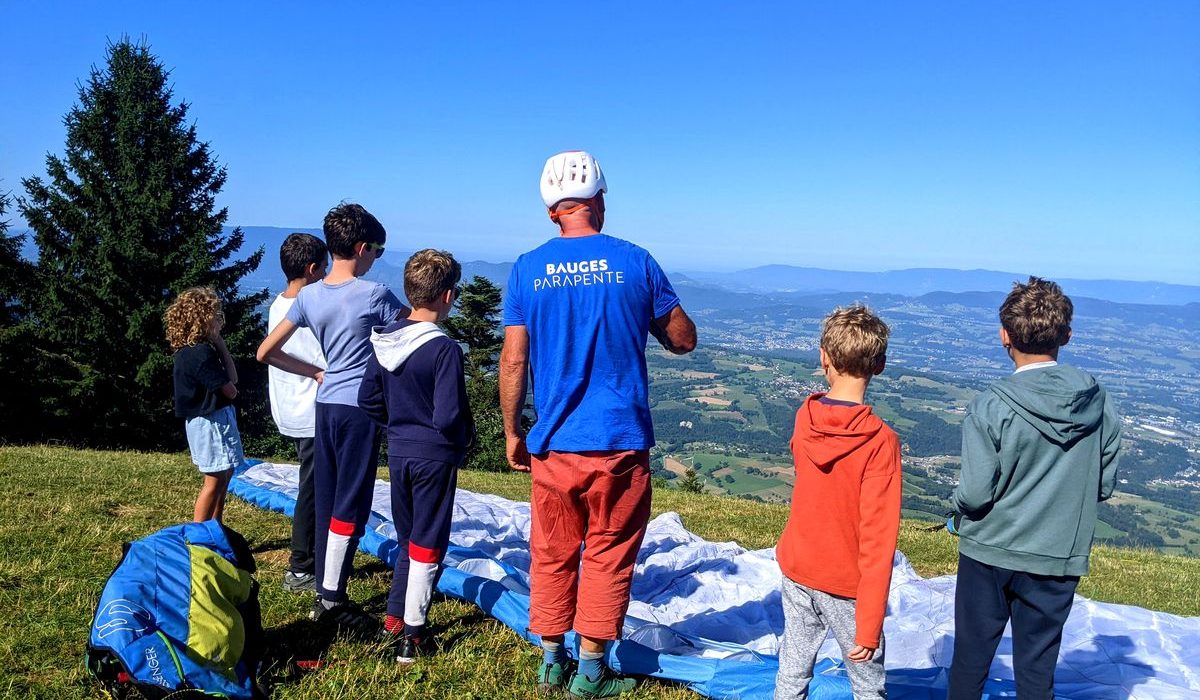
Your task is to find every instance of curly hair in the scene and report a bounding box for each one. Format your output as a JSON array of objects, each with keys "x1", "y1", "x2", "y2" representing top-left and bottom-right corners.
[{"x1": 165, "y1": 287, "x2": 223, "y2": 350}]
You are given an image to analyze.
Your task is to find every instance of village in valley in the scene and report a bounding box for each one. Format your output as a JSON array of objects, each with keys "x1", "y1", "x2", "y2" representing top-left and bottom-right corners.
[{"x1": 644, "y1": 290, "x2": 1200, "y2": 557}]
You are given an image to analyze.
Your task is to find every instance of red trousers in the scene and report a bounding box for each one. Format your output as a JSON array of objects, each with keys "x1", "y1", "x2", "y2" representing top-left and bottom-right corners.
[{"x1": 528, "y1": 449, "x2": 652, "y2": 640}]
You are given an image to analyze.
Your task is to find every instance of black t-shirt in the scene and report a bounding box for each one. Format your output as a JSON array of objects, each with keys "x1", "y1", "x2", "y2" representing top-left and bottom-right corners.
[{"x1": 173, "y1": 343, "x2": 232, "y2": 418}]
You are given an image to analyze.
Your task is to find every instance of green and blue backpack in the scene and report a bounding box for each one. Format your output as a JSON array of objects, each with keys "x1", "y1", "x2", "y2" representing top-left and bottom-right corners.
[{"x1": 86, "y1": 521, "x2": 266, "y2": 699}]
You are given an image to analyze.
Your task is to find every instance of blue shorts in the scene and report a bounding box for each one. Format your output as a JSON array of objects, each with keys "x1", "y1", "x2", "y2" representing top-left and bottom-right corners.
[{"x1": 185, "y1": 405, "x2": 244, "y2": 474}]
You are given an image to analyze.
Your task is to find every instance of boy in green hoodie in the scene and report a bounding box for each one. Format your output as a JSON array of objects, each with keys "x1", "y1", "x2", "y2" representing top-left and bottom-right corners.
[{"x1": 947, "y1": 277, "x2": 1122, "y2": 700}]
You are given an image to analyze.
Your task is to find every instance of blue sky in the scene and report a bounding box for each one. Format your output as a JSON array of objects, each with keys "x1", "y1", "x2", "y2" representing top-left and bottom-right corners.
[{"x1": 2, "y1": 2, "x2": 1197, "y2": 283}]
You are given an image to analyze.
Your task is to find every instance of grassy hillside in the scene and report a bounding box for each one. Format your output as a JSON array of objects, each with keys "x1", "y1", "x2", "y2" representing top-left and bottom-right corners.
[{"x1": 1, "y1": 446, "x2": 1197, "y2": 699}]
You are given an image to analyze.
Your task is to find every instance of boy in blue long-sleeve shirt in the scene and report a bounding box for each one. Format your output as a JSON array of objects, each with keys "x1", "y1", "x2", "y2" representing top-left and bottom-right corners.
[
  {"x1": 258, "y1": 203, "x2": 407, "y2": 637},
  {"x1": 359, "y1": 249, "x2": 474, "y2": 663},
  {"x1": 948, "y1": 277, "x2": 1121, "y2": 700}
]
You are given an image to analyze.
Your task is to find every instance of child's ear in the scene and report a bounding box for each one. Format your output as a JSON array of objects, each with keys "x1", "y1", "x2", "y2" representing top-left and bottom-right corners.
[
  {"x1": 873, "y1": 354, "x2": 886, "y2": 376},
  {"x1": 999, "y1": 326, "x2": 1012, "y2": 348},
  {"x1": 1062, "y1": 328, "x2": 1072, "y2": 346}
]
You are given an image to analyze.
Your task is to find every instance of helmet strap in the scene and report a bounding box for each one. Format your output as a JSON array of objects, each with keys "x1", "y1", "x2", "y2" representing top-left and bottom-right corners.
[{"x1": 548, "y1": 201, "x2": 590, "y2": 222}]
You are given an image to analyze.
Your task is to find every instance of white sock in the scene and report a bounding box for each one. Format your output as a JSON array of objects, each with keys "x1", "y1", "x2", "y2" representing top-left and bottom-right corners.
[
  {"x1": 322, "y1": 530, "x2": 353, "y2": 593},
  {"x1": 403, "y1": 559, "x2": 439, "y2": 627}
]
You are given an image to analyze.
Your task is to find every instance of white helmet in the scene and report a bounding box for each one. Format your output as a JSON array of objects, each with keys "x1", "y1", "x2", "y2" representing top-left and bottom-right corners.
[{"x1": 540, "y1": 150, "x2": 607, "y2": 208}]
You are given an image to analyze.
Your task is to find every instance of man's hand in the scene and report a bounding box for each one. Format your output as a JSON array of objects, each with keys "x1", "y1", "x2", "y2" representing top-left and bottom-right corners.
[
  {"x1": 846, "y1": 644, "x2": 876, "y2": 663},
  {"x1": 314, "y1": 370, "x2": 325, "y2": 385},
  {"x1": 506, "y1": 435, "x2": 531, "y2": 472}
]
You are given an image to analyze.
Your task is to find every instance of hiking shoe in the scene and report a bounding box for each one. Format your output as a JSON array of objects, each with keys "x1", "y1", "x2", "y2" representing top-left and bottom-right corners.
[
  {"x1": 309, "y1": 598, "x2": 381, "y2": 640},
  {"x1": 568, "y1": 667, "x2": 637, "y2": 698},
  {"x1": 282, "y1": 570, "x2": 316, "y2": 593},
  {"x1": 394, "y1": 634, "x2": 439, "y2": 664},
  {"x1": 537, "y1": 660, "x2": 572, "y2": 695}
]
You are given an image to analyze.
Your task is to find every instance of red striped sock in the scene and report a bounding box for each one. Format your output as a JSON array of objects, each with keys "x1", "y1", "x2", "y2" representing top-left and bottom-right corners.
[{"x1": 384, "y1": 614, "x2": 404, "y2": 635}]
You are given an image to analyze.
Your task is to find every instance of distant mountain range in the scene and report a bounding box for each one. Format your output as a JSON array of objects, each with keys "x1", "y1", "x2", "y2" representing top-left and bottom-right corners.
[
  {"x1": 17, "y1": 225, "x2": 1200, "y2": 306},
  {"x1": 666, "y1": 284, "x2": 1200, "y2": 331},
  {"x1": 219, "y1": 227, "x2": 513, "y2": 298},
  {"x1": 677, "y1": 265, "x2": 1200, "y2": 306}
]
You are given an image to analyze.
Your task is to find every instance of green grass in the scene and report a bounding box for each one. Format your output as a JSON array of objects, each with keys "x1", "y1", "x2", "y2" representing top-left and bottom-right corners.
[
  {"x1": 1106, "y1": 491, "x2": 1200, "y2": 557},
  {"x1": 2, "y1": 445, "x2": 1198, "y2": 699},
  {"x1": 663, "y1": 450, "x2": 789, "y2": 499},
  {"x1": 687, "y1": 451, "x2": 780, "y2": 469}
]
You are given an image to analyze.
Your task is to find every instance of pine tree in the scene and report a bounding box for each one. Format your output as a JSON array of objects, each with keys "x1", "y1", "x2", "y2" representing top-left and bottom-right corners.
[
  {"x1": 443, "y1": 276, "x2": 503, "y2": 373},
  {"x1": 18, "y1": 39, "x2": 266, "y2": 447},
  {"x1": 678, "y1": 468, "x2": 705, "y2": 494},
  {"x1": 0, "y1": 182, "x2": 28, "y2": 326},
  {"x1": 0, "y1": 183, "x2": 44, "y2": 440},
  {"x1": 443, "y1": 275, "x2": 507, "y2": 470}
]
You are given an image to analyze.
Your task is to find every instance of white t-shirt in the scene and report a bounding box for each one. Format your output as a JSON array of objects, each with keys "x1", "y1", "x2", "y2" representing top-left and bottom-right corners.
[{"x1": 267, "y1": 294, "x2": 326, "y2": 438}]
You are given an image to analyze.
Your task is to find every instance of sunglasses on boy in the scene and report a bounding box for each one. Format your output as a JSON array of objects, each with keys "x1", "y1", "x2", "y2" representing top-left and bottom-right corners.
[{"x1": 362, "y1": 242, "x2": 385, "y2": 258}]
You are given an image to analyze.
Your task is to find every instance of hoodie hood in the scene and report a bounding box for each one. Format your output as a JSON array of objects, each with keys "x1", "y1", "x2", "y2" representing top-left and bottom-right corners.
[
  {"x1": 370, "y1": 320, "x2": 446, "y2": 371},
  {"x1": 792, "y1": 394, "x2": 884, "y2": 470},
  {"x1": 989, "y1": 364, "x2": 1105, "y2": 447}
]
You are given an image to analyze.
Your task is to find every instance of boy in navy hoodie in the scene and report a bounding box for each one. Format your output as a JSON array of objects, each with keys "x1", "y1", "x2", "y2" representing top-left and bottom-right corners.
[
  {"x1": 948, "y1": 277, "x2": 1121, "y2": 699},
  {"x1": 358, "y1": 249, "x2": 474, "y2": 663}
]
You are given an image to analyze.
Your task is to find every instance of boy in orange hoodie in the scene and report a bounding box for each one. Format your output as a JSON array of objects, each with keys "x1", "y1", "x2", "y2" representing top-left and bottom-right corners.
[{"x1": 774, "y1": 305, "x2": 902, "y2": 700}]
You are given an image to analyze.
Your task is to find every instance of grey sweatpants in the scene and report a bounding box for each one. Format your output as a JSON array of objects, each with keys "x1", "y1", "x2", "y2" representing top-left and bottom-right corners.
[{"x1": 775, "y1": 577, "x2": 887, "y2": 699}]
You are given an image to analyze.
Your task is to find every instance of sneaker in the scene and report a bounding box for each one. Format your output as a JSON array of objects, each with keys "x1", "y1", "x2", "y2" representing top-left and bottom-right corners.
[
  {"x1": 308, "y1": 598, "x2": 382, "y2": 640},
  {"x1": 568, "y1": 666, "x2": 637, "y2": 698},
  {"x1": 282, "y1": 570, "x2": 316, "y2": 593},
  {"x1": 394, "y1": 634, "x2": 439, "y2": 664},
  {"x1": 537, "y1": 660, "x2": 572, "y2": 695}
]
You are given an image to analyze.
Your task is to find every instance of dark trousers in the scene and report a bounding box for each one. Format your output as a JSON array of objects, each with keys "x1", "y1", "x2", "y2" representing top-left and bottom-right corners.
[
  {"x1": 288, "y1": 436, "x2": 316, "y2": 575},
  {"x1": 386, "y1": 456, "x2": 459, "y2": 619},
  {"x1": 948, "y1": 553, "x2": 1079, "y2": 700},
  {"x1": 313, "y1": 402, "x2": 381, "y2": 602}
]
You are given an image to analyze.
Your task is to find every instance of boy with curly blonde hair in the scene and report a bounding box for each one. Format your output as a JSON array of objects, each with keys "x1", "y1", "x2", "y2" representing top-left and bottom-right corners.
[{"x1": 166, "y1": 286, "x2": 243, "y2": 522}]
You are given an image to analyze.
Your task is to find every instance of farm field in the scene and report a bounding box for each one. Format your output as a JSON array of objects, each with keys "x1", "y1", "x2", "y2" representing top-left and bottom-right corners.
[{"x1": 648, "y1": 346, "x2": 1200, "y2": 556}]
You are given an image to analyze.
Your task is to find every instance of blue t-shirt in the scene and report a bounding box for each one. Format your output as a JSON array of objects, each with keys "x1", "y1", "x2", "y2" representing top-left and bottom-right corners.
[
  {"x1": 503, "y1": 234, "x2": 680, "y2": 454},
  {"x1": 286, "y1": 277, "x2": 405, "y2": 406}
]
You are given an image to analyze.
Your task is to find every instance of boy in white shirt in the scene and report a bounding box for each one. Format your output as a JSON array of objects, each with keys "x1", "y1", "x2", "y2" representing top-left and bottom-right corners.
[{"x1": 268, "y1": 233, "x2": 329, "y2": 593}]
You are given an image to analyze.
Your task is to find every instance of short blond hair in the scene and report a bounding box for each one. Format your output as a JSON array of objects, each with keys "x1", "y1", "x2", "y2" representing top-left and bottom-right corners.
[
  {"x1": 999, "y1": 276, "x2": 1072, "y2": 354},
  {"x1": 404, "y1": 249, "x2": 461, "y2": 307},
  {"x1": 165, "y1": 287, "x2": 222, "y2": 350},
  {"x1": 820, "y1": 305, "x2": 889, "y2": 378}
]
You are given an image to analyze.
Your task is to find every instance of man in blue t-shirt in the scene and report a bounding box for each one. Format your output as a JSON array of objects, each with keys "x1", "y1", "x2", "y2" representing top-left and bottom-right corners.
[{"x1": 501, "y1": 151, "x2": 697, "y2": 697}]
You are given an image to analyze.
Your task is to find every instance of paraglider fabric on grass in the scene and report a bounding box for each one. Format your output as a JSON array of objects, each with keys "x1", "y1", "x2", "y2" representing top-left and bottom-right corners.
[{"x1": 232, "y1": 461, "x2": 1200, "y2": 700}]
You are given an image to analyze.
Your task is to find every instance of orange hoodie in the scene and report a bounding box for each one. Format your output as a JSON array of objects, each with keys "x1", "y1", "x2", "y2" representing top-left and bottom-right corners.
[{"x1": 775, "y1": 393, "x2": 902, "y2": 648}]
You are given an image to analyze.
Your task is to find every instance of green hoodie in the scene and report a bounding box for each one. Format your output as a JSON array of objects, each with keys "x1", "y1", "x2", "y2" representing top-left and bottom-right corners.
[{"x1": 952, "y1": 364, "x2": 1122, "y2": 576}]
